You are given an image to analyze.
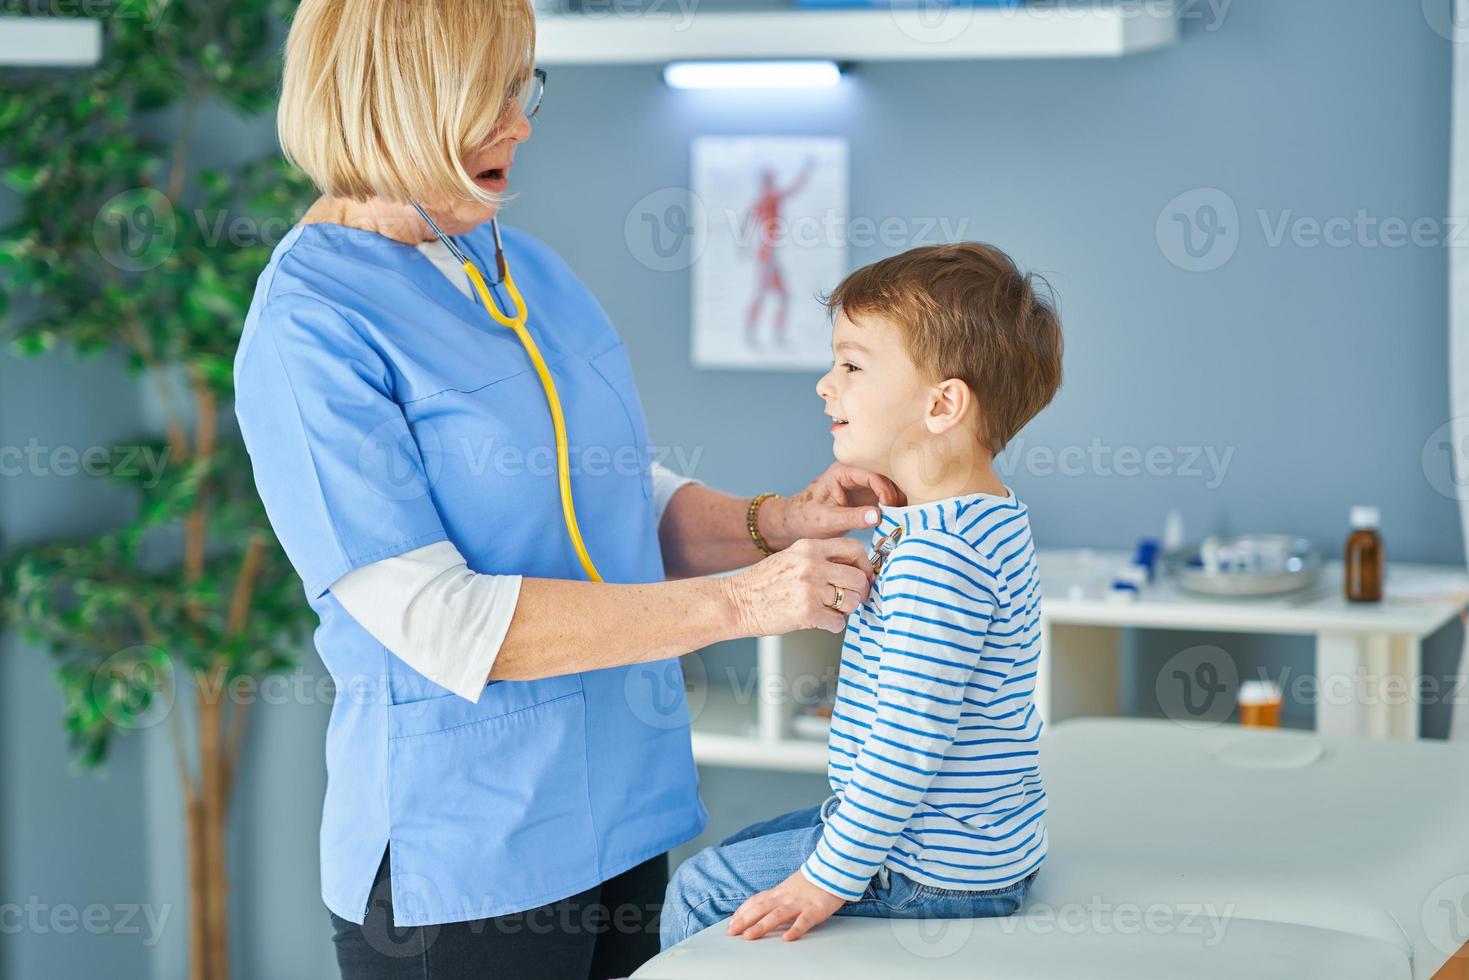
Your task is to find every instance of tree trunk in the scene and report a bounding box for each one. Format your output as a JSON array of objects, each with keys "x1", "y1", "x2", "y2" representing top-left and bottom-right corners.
[
  {"x1": 178, "y1": 385, "x2": 261, "y2": 979},
  {"x1": 178, "y1": 666, "x2": 247, "y2": 980},
  {"x1": 198, "y1": 667, "x2": 231, "y2": 980},
  {"x1": 186, "y1": 795, "x2": 208, "y2": 980},
  {"x1": 181, "y1": 376, "x2": 231, "y2": 979}
]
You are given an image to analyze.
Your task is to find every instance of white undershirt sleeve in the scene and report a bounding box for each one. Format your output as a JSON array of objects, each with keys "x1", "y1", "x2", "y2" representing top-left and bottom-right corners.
[
  {"x1": 651, "y1": 460, "x2": 698, "y2": 524},
  {"x1": 330, "y1": 541, "x2": 521, "y2": 703}
]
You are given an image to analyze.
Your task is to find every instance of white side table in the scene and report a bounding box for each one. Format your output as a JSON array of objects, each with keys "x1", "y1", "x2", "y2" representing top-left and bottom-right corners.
[{"x1": 1036, "y1": 550, "x2": 1469, "y2": 739}]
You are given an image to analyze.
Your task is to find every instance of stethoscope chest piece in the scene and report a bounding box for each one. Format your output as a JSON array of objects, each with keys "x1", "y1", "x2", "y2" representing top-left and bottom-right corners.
[
  {"x1": 869, "y1": 525, "x2": 903, "y2": 576},
  {"x1": 866, "y1": 525, "x2": 903, "y2": 611}
]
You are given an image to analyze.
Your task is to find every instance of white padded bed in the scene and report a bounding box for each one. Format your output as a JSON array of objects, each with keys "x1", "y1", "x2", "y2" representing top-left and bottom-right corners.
[{"x1": 636, "y1": 718, "x2": 1469, "y2": 979}]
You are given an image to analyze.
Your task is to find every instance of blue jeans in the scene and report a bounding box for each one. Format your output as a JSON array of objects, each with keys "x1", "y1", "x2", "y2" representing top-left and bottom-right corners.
[{"x1": 661, "y1": 798, "x2": 1037, "y2": 949}]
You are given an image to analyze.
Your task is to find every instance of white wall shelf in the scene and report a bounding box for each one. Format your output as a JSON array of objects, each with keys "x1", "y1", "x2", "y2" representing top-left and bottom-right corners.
[
  {"x1": 535, "y1": 3, "x2": 1179, "y2": 66},
  {"x1": 0, "y1": 16, "x2": 102, "y2": 68},
  {"x1": 686, "y1": 550, "x2": 1469, "y2": 773},
  {"x1": 687, "y1": 631, "x2": 838, "y2": 774}
]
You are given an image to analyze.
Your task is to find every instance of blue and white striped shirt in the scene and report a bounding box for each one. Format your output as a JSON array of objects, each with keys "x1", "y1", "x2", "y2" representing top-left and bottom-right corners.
[{"x1": 800, "y1": 490, "x2": 1048, "y2": 901}]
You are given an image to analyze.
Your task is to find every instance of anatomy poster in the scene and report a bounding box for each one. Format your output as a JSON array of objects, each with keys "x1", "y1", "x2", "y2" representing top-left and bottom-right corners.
[{"x1": 692, "y1": 137, "x2": 848, "y2": 371}]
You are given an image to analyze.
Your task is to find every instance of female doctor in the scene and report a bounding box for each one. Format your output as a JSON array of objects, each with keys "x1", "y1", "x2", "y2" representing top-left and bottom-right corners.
[{"x1": 232, "y1": 1, "x2": 900, "y2": 977}]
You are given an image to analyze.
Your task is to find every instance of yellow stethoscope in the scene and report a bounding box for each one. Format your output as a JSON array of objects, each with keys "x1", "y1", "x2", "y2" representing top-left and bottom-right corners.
[{"x1": 411, "y1": 203, "x2": 605, "y2": 583}]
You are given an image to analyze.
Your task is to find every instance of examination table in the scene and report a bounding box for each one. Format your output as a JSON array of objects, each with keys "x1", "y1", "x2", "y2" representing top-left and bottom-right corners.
[{"x1": 636, "y1": 717, "x2": 1469, "y2": 979}]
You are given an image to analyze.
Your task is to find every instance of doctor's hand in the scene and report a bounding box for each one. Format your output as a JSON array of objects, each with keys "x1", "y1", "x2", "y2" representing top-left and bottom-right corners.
[
  {"x1": 725, "y1": 538, "x2": 873, "y2": 636},
  {"x1": 760, "y1": 463, "x2": 905, "y2": 551},
  {"x1": 726, "y1": 870, "x2": 845, "y2": 942}
]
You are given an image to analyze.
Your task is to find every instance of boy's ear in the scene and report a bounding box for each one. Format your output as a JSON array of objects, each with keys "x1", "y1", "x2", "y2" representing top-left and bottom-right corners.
[{"x1": 925, "y1": 378, "x2": 974, "y2": 435}]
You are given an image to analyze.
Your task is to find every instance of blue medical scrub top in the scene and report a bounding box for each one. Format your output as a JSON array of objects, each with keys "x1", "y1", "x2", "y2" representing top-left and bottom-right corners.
[{"x1": 233, "y1": 220, "x2": 707, "y2": 926}]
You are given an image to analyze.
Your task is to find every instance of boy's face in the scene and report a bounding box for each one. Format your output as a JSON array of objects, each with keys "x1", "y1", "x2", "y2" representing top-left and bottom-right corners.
[{"x1": 815, "y1": 310, "x2": 935, "y2": 478}]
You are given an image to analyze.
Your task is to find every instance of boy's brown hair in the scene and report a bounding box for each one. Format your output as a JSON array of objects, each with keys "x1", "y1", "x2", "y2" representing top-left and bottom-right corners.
[{"x1": 826, "y1": 243, "x2": 1063, "y2": 454}]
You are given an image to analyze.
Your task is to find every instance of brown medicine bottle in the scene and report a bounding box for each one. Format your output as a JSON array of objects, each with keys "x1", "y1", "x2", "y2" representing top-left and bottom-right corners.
[{"x1": 1344, "y1": 506, "x2": 1383, "y2": 603}]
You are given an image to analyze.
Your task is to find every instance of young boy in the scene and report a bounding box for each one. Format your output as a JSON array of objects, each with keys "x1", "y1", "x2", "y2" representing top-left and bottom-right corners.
[{"x1": 661, "y1": 243, "x2": 1063, "y2": 947}]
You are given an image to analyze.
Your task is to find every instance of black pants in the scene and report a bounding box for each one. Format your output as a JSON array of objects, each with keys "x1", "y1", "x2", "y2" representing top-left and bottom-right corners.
[{"x1": 331, "y1": 849, "x2": 668, "y2": 980}]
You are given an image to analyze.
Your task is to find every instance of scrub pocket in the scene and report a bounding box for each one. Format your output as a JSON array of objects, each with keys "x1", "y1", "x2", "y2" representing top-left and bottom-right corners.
[
  {"x1": 386, "y1": 674, "x2": 583, "y2": 738},
  {"x1": 384, "y1": 679, "x2": 600, "y2": 923}
]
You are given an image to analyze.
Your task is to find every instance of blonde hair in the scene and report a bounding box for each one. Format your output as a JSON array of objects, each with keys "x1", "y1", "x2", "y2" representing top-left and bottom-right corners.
[{"x1": 277, "y1": 0, "x2": 535, "y2": 207}]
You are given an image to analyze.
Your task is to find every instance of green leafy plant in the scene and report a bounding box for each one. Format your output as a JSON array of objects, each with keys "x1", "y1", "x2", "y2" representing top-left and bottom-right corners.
[{"x1": 0, "y1": 4, "x2": 317, "y2": 978}]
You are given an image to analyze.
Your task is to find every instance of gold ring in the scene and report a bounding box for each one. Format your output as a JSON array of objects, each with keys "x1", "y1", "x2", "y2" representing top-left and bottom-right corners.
[{"x1": 830, "y1": 585, "x2": 845, "y2": 609}]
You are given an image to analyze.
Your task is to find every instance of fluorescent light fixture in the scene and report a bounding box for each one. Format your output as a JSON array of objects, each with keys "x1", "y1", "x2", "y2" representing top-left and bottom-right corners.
[{"x1": 663, "y1": 60, "x2": 842, "y2": 90}]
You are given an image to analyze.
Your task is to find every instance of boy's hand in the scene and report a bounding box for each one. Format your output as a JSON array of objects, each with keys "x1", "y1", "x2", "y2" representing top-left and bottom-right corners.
[{"x1": 726, "y1": 871, "x2": 845, "y2": 942}]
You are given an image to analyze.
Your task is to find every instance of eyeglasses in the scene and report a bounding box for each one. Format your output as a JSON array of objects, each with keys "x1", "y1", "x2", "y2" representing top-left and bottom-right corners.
[
  {"x1": 511, "y1": 68, "x2": 546, "y2": 123},
  {"x1": 492, "y1": 68, "x2": 544, "y2": 136}
]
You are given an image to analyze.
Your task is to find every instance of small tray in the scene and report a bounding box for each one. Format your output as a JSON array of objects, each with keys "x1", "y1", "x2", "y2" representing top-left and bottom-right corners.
[{"x1": 1162, "y1": 535, "x2": 1321, "y2": 597}]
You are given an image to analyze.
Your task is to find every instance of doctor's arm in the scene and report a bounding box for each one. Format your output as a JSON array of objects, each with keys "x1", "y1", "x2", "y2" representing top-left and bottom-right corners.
[
  {"x1": 656, "y1": 461, "x2": 905, "y2": 579},
  {"x1": 331, "y1": 465, "x2": 885, "y2": 692},
  {"x1": 330, "y1": 533, "x2": 873, "y2": 690},
  {"x1": 331, "y1": 468, "x2": 699, "y2": 697}
]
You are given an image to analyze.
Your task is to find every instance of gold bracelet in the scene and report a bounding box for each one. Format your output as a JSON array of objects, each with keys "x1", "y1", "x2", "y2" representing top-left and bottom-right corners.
[{"x1": 747, "y1": 492, "x2": 781, "y2": 557}]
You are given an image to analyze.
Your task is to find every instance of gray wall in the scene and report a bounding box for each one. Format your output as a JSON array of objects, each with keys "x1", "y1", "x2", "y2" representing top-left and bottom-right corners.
[
  {"x1": 504, "y1": 0, "x2": 1465, "y2": 752},
  {"x1": 0, "y1": 349, "x2": 156, "y2": 978},
  {"x1": 515, "y1": 1, "x2": 1459, "y2": 558},
  {"x1": 1, "y1": 1, "x2": 1462, "y2": 976}
]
